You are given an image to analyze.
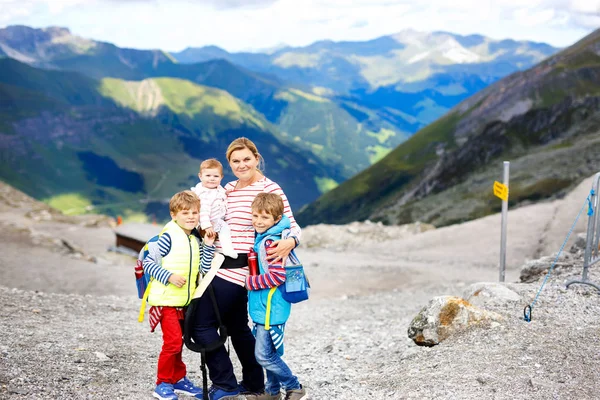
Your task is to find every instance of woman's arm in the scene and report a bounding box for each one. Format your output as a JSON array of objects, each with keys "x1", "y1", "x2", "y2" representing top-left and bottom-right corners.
[
  {"x1": 265, "y1": 181, "x2": 301, "y2": 261},
  {"x1": 246, "y1": 241, "x2": 286, "y2": 290}
]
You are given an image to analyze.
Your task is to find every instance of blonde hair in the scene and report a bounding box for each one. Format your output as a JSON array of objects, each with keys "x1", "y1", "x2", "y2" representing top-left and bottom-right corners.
[
  {"x1": 169, "y1": 190, "x2": 200, "y2": 215},
  {"x1": 225, "y1": 137, "x2": 264, "y2": 172},
  {"x1": 251, "y1": 192, "x2": 284, "y2": 219},
  {"x1": 200, "y1": 158, "x2": 223, "y2": 176}
]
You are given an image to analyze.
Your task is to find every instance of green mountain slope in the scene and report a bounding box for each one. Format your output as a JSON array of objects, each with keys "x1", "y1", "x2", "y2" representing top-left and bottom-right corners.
[
  {"x1": 0, "y1": 26, "x2": 411, "y2": 179},
  {"x1": 0, "y1": 59, "x2": 336, "y2": 219},
  {"x1": 297, "y1": 28, "x2": 600, "y2": 227},
  {"x1": 173, "y1": 31, "x2": 559, "y2": 132}
]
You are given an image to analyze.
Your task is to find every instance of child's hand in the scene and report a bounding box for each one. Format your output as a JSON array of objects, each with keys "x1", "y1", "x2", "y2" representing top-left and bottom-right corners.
[
  {"x1": 168, "y1": 273, "x2": 187, "y2": 288},
  {"x1": 205, "y1": 227, "x2": 216, "y2": 238},
  {"x1": 203, "y1": 233, "x2": 215, "y2": 246}
]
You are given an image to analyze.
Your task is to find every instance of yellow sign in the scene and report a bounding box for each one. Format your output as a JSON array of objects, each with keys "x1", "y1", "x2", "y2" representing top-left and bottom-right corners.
[{"x1": 493, "y1": 181, "x2": 509, "y2": 201}]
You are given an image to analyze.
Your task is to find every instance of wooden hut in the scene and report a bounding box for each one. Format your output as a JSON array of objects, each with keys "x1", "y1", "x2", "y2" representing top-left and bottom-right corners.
[{"x1": 114, "y1": 222, "x2": 162, "y2": 254}]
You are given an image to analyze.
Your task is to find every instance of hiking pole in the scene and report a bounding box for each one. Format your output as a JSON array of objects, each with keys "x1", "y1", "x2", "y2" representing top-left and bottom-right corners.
[
  {"x1": 200, "y1": 350, "x2": 209, "y2": 400},
  {"x1": 184, "y1": 287, "x2": 229, "y2": 399}
]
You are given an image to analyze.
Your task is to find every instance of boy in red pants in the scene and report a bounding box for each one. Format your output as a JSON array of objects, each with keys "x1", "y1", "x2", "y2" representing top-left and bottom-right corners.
[{"x1": 143, "y1": 191, "x2": 215, "y2": 399}]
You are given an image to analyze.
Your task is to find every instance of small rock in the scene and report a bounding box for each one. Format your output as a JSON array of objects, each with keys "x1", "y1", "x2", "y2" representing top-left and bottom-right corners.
[{"x1": 94, "y1": 351, "x2": 110, "y2": 361}]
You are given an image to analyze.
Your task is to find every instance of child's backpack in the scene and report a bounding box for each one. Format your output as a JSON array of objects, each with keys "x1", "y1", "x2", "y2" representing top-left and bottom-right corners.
[
  {"x1": 135, "y1": 234, "x2": 161, "y2": 299},
  {"x1": 279, "y1": 249, "x2": 310, "y2": 304},
  {"x1": 135, "y1": 231, "x2": 168, "y2": 322}
]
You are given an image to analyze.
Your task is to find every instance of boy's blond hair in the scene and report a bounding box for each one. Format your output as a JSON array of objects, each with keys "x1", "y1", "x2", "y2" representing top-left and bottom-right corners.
[
  {"x1": 169, "y1": 190, "x2": 201, "y2": 215},
  {"x1": 199, "y1": 158, "x2": 223, "y2": 176},
  {"x1": 251, "y1": 192, "x2": 284, "y2": 218}
]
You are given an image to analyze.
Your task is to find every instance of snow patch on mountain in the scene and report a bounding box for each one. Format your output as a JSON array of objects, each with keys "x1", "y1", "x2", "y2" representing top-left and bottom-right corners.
[
  {"x1": 408, "y1": 51, "x2": 431, "y2": 64},
  {"x1": 439, "y1": 39, "x2": 481, "y2": 63}
]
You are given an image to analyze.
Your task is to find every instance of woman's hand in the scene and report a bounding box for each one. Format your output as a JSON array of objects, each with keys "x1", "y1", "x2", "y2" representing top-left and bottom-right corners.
[{"x1": 266, "y1": 237, "x2": 296, "y2": 263}]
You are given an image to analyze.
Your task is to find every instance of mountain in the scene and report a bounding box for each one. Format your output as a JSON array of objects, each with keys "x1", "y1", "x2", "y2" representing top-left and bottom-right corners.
[
  {"x1": 0, "y1": 58, "x2": 340, "y2": 219},
  {"x1": 174, "y1": 30, "x2": 557, "y2": 92},
  {"x1": 0, "y1": 25, "x2": 411, "y2": 179},
  {"x1": 296, "y1": 28, "x2": 600, "y2": 227},
  {"x1": 172, "y1": 30, "x2": 559, "y2": 128}
]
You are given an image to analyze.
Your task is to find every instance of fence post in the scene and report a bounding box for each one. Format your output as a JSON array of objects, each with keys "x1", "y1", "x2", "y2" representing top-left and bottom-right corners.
[
  {"x1": 499, "y1": 161, "x2": 510, "y2": 282},
  {"x1": 566, "y1": 172, "x2": 600, "y2": 291}
]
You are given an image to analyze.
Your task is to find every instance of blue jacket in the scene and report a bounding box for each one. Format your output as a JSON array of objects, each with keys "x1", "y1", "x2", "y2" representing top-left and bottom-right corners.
[{"x1": 248, "y1": 216, "x2": 292, "y2": 326}]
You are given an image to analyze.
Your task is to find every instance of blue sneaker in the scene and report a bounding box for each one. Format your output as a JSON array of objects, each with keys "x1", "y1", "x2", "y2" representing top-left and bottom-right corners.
[
  {"x1": 174, "y1": 377, "x2": 203, "y2": 397},
  {"x1": 208, "y1": 386, "x2": 243, "y2": 400},
  {"x1": 154, "y1": 383, "x2": 179, "y2": 400}
]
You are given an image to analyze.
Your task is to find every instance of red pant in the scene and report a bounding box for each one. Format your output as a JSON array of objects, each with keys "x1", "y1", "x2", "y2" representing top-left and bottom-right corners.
[{"x1": 156, "y1": 307, "x2": 187, "y2": 384}]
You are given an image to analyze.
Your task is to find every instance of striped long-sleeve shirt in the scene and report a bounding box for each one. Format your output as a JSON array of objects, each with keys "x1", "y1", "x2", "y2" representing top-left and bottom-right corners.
[
  {"x1": 216, "y1": 176, "x2": 301, "y2": 287},
  {"x1": 143, "y1": 233, "x2": 215, "y2": 285},
  {"x1": 245, "y1": 239, "x2": 286, "y2": 290}
]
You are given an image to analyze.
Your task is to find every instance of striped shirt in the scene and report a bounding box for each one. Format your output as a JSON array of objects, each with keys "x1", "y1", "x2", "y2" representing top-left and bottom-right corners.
[
  {"x1": 143, "y1": 233, "x2": 215, "y2": 285},
  {"x1": 216, "y1": 176, "x2": 301, "y2": 286},
  {"x1": 245, "y1": 239, "x2": 286, "y2": 290}
]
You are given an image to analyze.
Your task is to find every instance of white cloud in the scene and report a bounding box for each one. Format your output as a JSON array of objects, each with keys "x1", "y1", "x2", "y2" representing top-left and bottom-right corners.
[
  {"x1": 0, "y1": 0, "x2": 38, "y2": 23},
  {"x1": 0, "y1": 0, "x2": 597, "y2": 50}
]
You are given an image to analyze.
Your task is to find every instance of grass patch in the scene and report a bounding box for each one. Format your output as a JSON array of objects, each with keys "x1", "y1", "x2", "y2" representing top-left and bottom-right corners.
[
  {"x1": 45, "y1": 193, "x2": 92, "y2": 214},
  {"x1": 508, "y1": 178, "x2": 573, "y2": 204},
  {"x1": 122, "y1": 211, "x2": 150, "y2": 223},
  {"x1": 366, "y1": 145, "x2": 392, "y2": 164},
  {"x1": 384, "y1": 111, "x2": 460, "y2": 170},
  {"x1": 275, "y1": 158, "x2": 289, "y2": 169},
  {"x1": 273, "y1": 52, "x2": 321, "y2": 68},
  {"x1": 366, "y1": 128, "x2": 396, "y2": 145},
  {"x1": 100, "y1": 77, "x2": 265, "y2": 128},
  {"x1": 314, "y1": 177, "x2": 338, "y2": 194},
  {"x1": 288, "y1": 89, "x2": 330, "y2": 103},
  {"x1": 545, "y1": 140, "x2": 574, "y2": 151},
  {"x1": 561, "y1": 51, "x2": 600, "y2": 70}
]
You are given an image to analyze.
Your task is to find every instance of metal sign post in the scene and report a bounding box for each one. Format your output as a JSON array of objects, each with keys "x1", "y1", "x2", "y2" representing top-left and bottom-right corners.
[{"x1": 493, "y1": 161, "x2": 510, "y2": 282}]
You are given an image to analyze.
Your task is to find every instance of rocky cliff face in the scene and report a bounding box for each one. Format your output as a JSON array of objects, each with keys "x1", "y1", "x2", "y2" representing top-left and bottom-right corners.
[{"x1": 298, "y1": 28, "x2": 600, "y2": 227}]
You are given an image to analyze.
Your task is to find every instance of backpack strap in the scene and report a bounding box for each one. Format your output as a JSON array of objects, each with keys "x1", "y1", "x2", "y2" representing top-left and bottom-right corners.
[
  {"x1": 264, "y1": 286, "x2": 277, "y2": 330},
  {"x1": 138, "y1": 281, "x2": 152, "y2": 322}
]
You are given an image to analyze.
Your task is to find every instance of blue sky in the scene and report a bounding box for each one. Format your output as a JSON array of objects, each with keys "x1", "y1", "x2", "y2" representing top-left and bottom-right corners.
[{"x1": 0, "y1": 0, "x2": 598, "y2": 52}]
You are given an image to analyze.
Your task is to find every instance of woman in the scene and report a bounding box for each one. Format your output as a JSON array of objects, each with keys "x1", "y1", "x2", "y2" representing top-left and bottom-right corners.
[{"x1": 191, "y1": 137, "x2": 301, "y2": 400}]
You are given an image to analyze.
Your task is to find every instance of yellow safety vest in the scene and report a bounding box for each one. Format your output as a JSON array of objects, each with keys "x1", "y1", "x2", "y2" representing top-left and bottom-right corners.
[{"x1": 147, "y1": 220, "x2": 200, "y2": 307}]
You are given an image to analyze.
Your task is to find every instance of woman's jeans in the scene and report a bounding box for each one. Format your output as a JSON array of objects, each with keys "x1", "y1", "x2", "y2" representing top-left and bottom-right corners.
[
  {"x1": 254, "y1": 324, "x2": 301, "y2": 395},
  {"x1": 191, "y1": 276, "x2": 264, "y2": 392}
]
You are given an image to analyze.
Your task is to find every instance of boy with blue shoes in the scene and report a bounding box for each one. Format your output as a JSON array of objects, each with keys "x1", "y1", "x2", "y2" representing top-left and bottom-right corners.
[
  {"x1": 143, "y1": 190, "x2": 216, "y2": 400},
  {"x1": 245, "y1": 193, "x2": 307, "y2": 400}
]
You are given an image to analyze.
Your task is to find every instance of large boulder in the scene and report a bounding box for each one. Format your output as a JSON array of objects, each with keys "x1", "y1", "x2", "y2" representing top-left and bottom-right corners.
[
  {"x1": 462, "y1": 282, "x2": 522, "y2": 309},
  {"x1": 407, "y1": 296, "x2": 503, "y2": 346}
]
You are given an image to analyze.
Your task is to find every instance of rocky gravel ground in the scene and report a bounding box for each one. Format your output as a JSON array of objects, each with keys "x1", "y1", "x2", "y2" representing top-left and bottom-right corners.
[
  {"x1": 1, "y1": 178, "x2": 600, "y2": 399},
  {"x1": 1, "y1": 252, "x2": 599, "y2": 400}
]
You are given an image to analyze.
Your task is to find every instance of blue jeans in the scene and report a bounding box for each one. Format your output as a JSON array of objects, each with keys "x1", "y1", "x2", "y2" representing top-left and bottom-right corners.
[{"x1": 254, "y1": 324, "x2": 300, "y2": 395}]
